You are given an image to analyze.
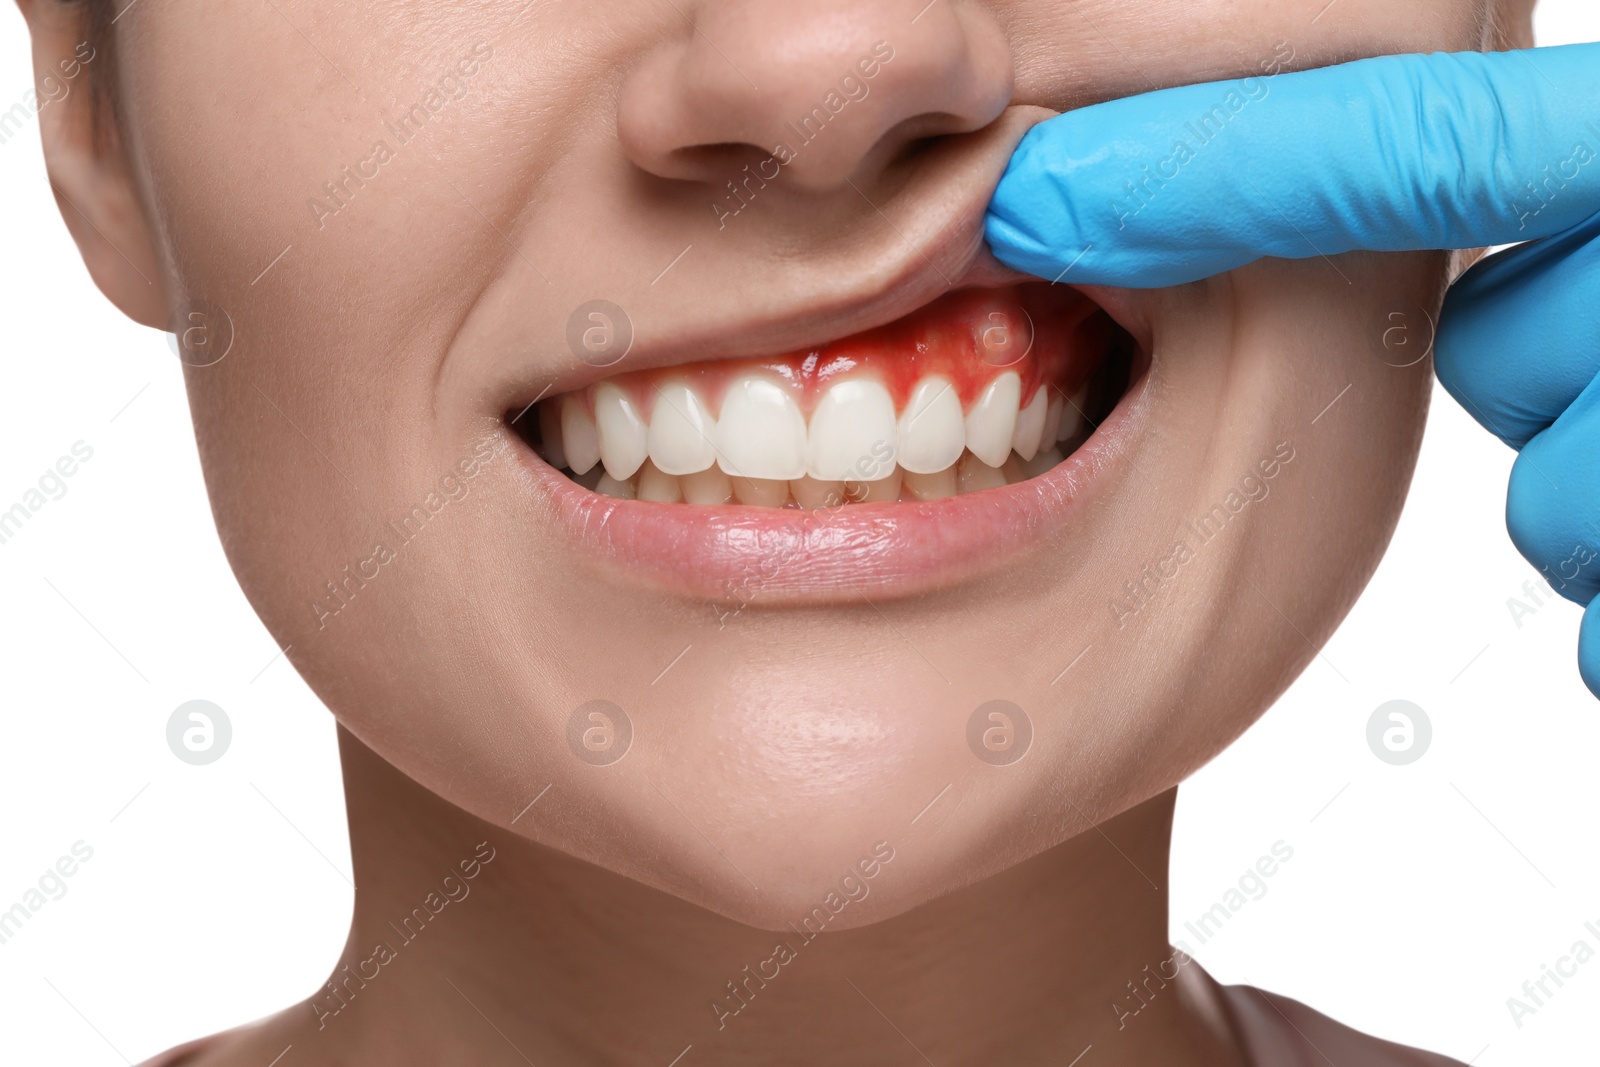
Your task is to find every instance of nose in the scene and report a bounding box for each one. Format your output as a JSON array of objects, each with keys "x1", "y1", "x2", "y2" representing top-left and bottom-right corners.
[{"x1": 616, "y1": 0, "x2": 1014, "y2": 193}]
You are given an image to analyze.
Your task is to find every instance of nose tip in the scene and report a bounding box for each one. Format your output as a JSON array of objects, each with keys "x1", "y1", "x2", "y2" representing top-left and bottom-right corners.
[{"x1": 616, "y1": 1, "x2": 1013, "y2": 193}]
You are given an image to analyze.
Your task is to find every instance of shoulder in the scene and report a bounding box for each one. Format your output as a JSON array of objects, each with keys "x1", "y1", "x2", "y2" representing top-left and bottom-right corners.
[
  {"x1": 133, "y1": 1007, "x2": 309, "y2": 1067},
  {"x1": 135, "y1": 1038, "x2": 216, "y2": 1067},
  {"x1": 1198, "y1": 969, "x2": 1466, "y2": 1066}
]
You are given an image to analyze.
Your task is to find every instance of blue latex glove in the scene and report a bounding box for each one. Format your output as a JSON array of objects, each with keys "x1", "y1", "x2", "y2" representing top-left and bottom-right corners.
[{"x1": 985, "y1": 44, "x2": 1600, "y2": 695}]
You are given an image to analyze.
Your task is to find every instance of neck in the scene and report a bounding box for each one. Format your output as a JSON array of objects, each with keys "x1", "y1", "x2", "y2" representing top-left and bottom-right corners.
[{"x1": 280, "y1": 729, "x2": 1242, "y2": 1067}]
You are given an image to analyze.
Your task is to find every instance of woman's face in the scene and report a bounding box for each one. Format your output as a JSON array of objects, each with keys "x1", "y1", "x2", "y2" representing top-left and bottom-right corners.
[{"x1": 73, "y1": 0, "x2": 1514, "y2": 926}]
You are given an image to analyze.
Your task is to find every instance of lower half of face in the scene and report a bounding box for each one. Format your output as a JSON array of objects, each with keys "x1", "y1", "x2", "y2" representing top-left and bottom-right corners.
[
  {"x1": 142, "y1": 0, "x2": 1490, "y2": 926},
  {"x1": 193, "y1": 253, "x2": 1439, "y2": 927}
]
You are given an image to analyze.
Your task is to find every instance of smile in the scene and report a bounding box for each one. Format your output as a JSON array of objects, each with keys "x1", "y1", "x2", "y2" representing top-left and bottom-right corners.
[
  {"x1": 517, "y1": 285, "x2": 1132, "y2": 505},
  {"x1": 507, "y1": 283, "x2": 1147, "y2": 600}
]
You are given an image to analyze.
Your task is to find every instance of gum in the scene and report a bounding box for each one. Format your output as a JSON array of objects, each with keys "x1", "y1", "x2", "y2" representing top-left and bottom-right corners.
[{"x1": 561, "y1": 285, "x2": 1116, "y2": 418}]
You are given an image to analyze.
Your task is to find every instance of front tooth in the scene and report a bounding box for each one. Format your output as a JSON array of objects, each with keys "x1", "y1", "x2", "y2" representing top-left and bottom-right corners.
[
  {"x1": 807, "y1": 379, "x2": 897, "y2": 482},
  {"x1": 896, "y1": 377, "x2": 965, "y2": 474},
  {"x1": 1058, "y1": 383, "x2": 1089, "y2": 442},
  {"x1": 636, "y1": 460, "x2": 683, "y2": 502},
  {"x1": 537, "y1": 402, "x2": 567, "y2": 469},
  {"x1": 964, "y1": 372, "x2": 1021, "y2": 468},
  {"x1": 903, "y1": 466, "x2": 957, "y2": 500},
  {"x1": 561, "y1": 396, "x2": 601, "y2": 476},
  {"x1": 731, "y1": 476, "x2": 789, "y2": 507},
  {"x1": 717, "y1": 376, "x2": 806, "y2": 481},
  {"x1": 1041, "y1": 393, "x2": 1064, "y2": 447},
  {"x1": 957, "y1": 452, "x2": 1007, "y2": 494},
  {"x1": 845, "y1": 466, "x2": 902, "y2": 503},
  {"x1": 682, "y1": 467, "x2": 733, "y2": 504},
  {"x1": 648, "y1": 382, "x2": 717, "y2": 475},
  {"x1": 1011, "y1": 387, "x2": 1048, "y2": 462},
  {"x1": 791, "y1": 476, "x2": 846, "y2": 509},
  {"x1": 595, "y1": 472, "x2": 636, "y2": 499},
  {"x1": 595, "y1": 382, "x2": 648, "y2": 480},
  {"x1": 1001, "y1": 454, "x2": 1028, "y2": 484}
]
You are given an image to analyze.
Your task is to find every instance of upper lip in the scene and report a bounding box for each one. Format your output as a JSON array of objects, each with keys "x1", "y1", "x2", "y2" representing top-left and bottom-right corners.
[{"x1": 502, "y1": 104, "x2": 1059, "y2": 407}]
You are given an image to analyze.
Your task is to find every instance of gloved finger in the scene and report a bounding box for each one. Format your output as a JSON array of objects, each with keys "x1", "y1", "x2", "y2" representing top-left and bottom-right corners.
[
  {"x1": 985, "y1": 43, "x2": 1600, "y2": 288},
  {"x1": 1576, "y1": 598, "x2": 1600, "y2": 698},
  {"x1": 1435, "y1": 212, "x2": 1600, "y2": 450},
  {"x1": 1505, "y1": 368, "x2": 1600, "y2": 608}
]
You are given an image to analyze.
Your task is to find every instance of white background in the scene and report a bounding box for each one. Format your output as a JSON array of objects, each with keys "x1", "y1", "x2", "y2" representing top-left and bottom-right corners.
[{"x1": 1, "y1": 5, "x2": 1596, "y2": 1065}]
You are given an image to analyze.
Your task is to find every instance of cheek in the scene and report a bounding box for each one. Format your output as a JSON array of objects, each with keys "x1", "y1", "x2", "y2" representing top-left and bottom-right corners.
[
  {"x1": 1085, "y1": 251, "x2": 1439, "y2": 798},
  {"x1": 1010, "y1": 0, "x2": 1494, "y2": 109},
  {"x1": 129, "y1": 2, "x2": 580, "y2": 411}
]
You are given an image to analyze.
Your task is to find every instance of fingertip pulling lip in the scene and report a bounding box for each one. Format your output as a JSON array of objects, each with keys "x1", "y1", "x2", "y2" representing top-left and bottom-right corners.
[{"x1": 513, "y1": 341, "x2": 1152, "y2": 605}]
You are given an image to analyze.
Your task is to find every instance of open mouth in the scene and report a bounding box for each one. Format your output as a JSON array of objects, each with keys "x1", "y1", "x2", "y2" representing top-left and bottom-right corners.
[
  {"x1": 505, "y1": 282, "x2": 1145, "y2": 600},
  {"x1": 512, "y1": 284, "x2": 1134, "y2": 507}
]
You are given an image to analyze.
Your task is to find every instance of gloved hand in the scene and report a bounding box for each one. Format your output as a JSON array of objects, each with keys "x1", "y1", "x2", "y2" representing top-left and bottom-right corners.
[{"x1": 984, "y1": 43, "x2": 1600, "y2": 694}]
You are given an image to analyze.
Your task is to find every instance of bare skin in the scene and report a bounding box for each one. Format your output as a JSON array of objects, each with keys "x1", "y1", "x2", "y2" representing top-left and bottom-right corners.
[
  {"x1": 197, "y1": 735, "x2": 1230, "y2": 1067},
  {"x1": 18, "y1": 0, "x2": 1533, "y2": 1063}
]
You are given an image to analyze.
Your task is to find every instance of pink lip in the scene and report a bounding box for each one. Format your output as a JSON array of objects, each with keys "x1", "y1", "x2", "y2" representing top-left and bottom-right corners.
[{"x1": 514, "y1": 358, "x2": 1150, "y2": 603}]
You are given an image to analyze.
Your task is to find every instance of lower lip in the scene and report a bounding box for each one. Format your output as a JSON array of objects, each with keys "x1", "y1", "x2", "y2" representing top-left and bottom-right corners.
[{"x1": 515, "y1": 355, "x2": 1151, "y2": 603}]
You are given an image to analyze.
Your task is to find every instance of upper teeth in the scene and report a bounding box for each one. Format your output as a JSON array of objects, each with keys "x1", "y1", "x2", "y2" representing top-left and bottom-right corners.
[
  {"x1": 897, "y1": 378, "x2": 965, "y2": 474},
  {"x1": 717, "y1": 377, "x2": 809, "y2": 481},
  {"x1": 543, "y1": 371, "x2": 1088, "y2": 486},
  {"x1": 808, "y1": 379, "x2": 896, "y2": 482},
  {"x1": 646, "y1": 381, "x2": 718, "y2": 476},
  {"x1": 963, "y1": 373, "x2": 1022, "y2": 468},
  {"x1": 594, "y1": 382, "x2": 649, "y2": 481}
]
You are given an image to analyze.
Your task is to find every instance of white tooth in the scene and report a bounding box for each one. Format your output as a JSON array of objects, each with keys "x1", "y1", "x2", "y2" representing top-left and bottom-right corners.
[
  {"x1": 1058, "y1": 384, "x2": 1088, "y2": 442},
  {"x1": 957, "y1": 452, "x2": 1007, "y2": 494},
  {"x1": 682, "y1": 466, "x2": 733, "y2": 505},
  {"x1": 903, "y1": 465, "x2": 957, "y2": 500},
  {"x1": 845, "y1": 466, "x2": 902, "y2": 504},
  {"x1": 594, "y1": 382, "x2": 648, "y2": 480},
  {"x1": 807, "y1": 379, "x2": 897, "y2": 482},
  {"x1": 1011, "y1": 387, "x2": 1048, "y2": 462},
  {"x1": 964, "y1": 372, "x2": 1021, "y2": 468},
  {"x1": 1025, "y1": 446, "x2": 1065, "y2": 479},
  {"x1": 731, "y1": 476, "x2": 789, "y2": 507},
  {"x1": 636, "y1": 460, "x2": 682, "y2": 503},
  {"x1": 648, "y1": 381, "x2": 717, "y2": 475},
  {"x1": 573, "y1": 465, "x2": 604, "y2": 491},
  {"x1": 561, "y1": 396, "x2": 600, "y2": 476},
  {"x1": 595, "y1": 472, "x2": 636, "y2": 499},
  {"x1": 717, "y1": 376, "x2": 806, "y2": 481},
  {"x1": 537, "y1": 402, "x2": 567, "y2": 469},
  {"x1": 1041, "y1": 393, "x2": 1064, "y2": 448},
  {"x1": 1001, "y1": 454, "x2": 1028, "y2": 485},
  {"x1": 896, "y1": 377, "x2": 965, "y2": 475},
  {"x1": 791, "y1": 476, "x2": 846, "y2": 509}
]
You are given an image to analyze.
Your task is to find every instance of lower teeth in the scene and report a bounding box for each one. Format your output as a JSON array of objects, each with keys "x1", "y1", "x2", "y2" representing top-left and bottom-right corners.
[{"x1": 563, "y1": 441, "x2": 1079, "y2": 506}]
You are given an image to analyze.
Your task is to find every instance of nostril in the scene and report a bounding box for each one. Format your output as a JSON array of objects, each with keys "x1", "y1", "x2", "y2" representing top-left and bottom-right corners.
[
  {"x1": 883, "y1": 111, "x2": 994, "y2": 149},
  {"x1": 615, "y1": 2, "x2": 1015, "y2": 193},
  {"x1": 663, "y1": 143, "x2": 772, "y2": 183}
]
